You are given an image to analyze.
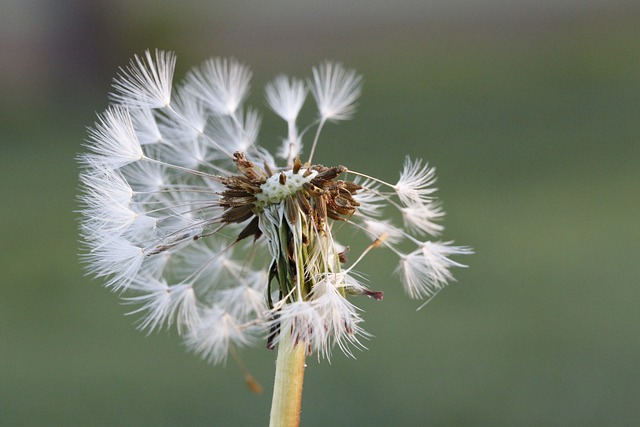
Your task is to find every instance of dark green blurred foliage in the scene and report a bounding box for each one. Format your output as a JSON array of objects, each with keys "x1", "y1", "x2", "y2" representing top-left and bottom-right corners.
[{"x1": 1, "y1": 2, "x2": 639, "y2": 425}]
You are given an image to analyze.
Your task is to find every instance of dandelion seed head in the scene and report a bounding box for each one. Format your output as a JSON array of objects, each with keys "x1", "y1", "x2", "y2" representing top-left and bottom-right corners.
[{"x1": 78, "y1": 50, "x2": 471, "y2": 365}]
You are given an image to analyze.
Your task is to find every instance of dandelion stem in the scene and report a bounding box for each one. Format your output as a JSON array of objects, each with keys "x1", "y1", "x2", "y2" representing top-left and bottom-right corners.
[{"x1": 269, "y1": 329, "x2": 306, "y2": 427}]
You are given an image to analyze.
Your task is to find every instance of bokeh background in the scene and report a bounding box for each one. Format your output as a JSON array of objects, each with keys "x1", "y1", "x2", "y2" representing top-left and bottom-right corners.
[{"x1": 2, "y1": 0, "x2": 639, "y2": 425}]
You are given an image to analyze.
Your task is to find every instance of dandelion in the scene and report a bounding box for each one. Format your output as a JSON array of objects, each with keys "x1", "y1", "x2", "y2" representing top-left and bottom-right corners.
[{"x1": 78, "y1": 50, "x2": 472, "y2": 426}]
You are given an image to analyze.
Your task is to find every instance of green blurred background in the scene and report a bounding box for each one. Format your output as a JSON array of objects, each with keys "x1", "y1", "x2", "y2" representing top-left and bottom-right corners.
[{"x1": 2, "y1": 1, "x2": 639, "y2": 425}]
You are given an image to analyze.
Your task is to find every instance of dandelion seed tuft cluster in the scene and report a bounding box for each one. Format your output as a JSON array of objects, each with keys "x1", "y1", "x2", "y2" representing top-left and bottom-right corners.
[{"x1": 78, "y1": 50, "x2": 472, "y2": 364}]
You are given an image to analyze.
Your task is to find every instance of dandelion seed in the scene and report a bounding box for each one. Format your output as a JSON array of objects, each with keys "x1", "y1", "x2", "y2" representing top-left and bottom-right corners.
[
  {"x1": 401, "y1": 201, "x2": 445, "y2": 237},
  {"x1": 309, "y1": 61, "x2": 362, "y2": 123},
  {"x1": 266, "y1": 75, "x2": 307, "y2": 123},
  {"x1": 395, "y1": 156, "x2": 438, "y2": 206},
  {"x1": 82, "y1": 106, "x2": 144, "y2": 169},
  {"x1": 110, "y1": 49, "x2": 176, "y2": 109},
  {"x1": 265, "y1": 75, "x2": 307, "y2": 166},
  {"x1": 185, "y1": 57, "x2": 252, "y2": 116}
]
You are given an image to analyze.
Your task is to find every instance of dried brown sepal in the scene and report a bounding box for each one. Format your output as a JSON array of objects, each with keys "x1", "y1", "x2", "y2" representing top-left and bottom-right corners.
[
  {"x1": 312, "y1": 195, "x2": 328, "y2": 231},
  {"x1": 341, "y1": 181, "x2": 362, "y2": 193},
  {"x1": 221, "y1": 188, "x2": 254, "y2": 199},
  {"x1": 303, "y1": 182, "x2": 325, "y2": 197},
  {"x1": 146, "y1": 232, "x2": 193, "y2": 256},
  {"x1": 326, "y1": 209, "x2": 346, "y2": 222},
  {"x1": 223, "y1": 204, "x2": 255, "y2": 223},
  {"x1": 321, "y1": 179, "x2": 360, "y2": 220},
  {"x1": 367, "y1": 291, "x2": 384, "y2": 300},
  {"x1": 220, "y1": 175, "x2": 262, "y2": 195},
  {"x1": 296, "y1": 192, "x2": 312, "y2": 216},
  {"x1": 347, "y1": 287, "x2": 384, "y2": 300},
  {"x1": 221, "y1": 195, "x2": 257, "y2": 208},
  {"x1": 236, "y1": 216, "x2": 262, "y2": 242},
  {"x1": 311, "y1": 165, "x2": 347, "y2": 185},
  {"x1": 293, "y1": 156, "x2": 303, "y2": 174},
  {"x1": 327, "y1": 197, "x2": 356, "y2": 217},
  {"x1": 284, "y1": 196, "x2": 297, "y2": 226},
  {"x1": 233, "y1": 152, "x2": 267, "y2": 183},
  {"x1": 338, "y1": 246, "x2": 350, "y2": 264},
  {"x1": 338, "y1": 184, "x2": 360, "y2": 199}
]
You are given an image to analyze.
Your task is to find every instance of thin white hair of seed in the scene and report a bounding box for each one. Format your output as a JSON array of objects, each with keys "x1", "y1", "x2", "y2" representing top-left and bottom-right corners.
[
  {"x1": 83, "y1": 106, "x2": 144, "y2": 169},
  {"x1": 394, "y1": 157, "x2": 438, "y2": 206},
  {"x1": 400, "y1": 202, "x2": 445, "y2": 237},
  {"x1": 185, "y1": 57, "x2": 252, "y2": 117},
  {"x1": 266, "y1": 75, "x2": 307, "y2": 123},
  {"x1": 110, "y1": 49, "x2": 176, "y2": 109}
]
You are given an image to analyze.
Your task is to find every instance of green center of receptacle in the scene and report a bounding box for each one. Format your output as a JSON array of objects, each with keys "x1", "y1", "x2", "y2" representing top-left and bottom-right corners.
[{"x1": 256, "y1": 169, "x2": 318, "y2": 208}]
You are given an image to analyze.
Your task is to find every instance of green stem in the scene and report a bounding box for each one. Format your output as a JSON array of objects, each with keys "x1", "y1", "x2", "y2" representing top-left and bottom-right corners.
[{"x1": 269, "y1": 331, "x2": 307, "y2": 427}]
